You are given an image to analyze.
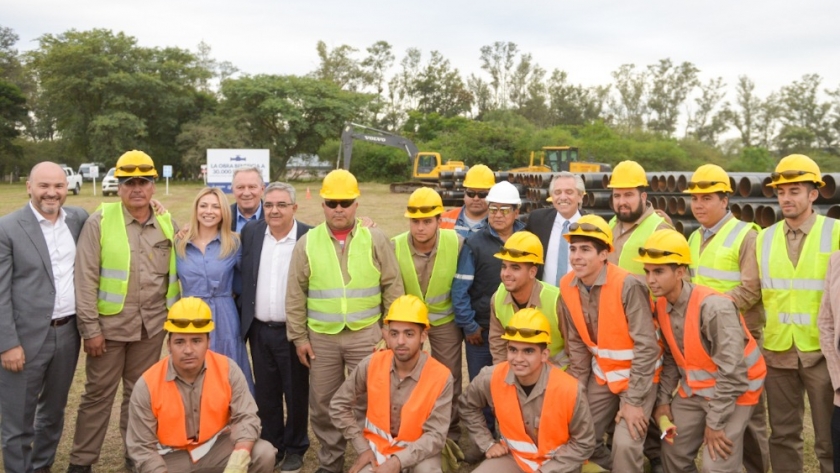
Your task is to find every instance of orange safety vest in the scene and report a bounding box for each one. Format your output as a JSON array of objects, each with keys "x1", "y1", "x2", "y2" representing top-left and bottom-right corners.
[
  {"x1": 439, "y1": 207, "x2": 462, "y2": 230},
  {"x1": 656, "y1": 285, "x2": 766, "y2": 406},
  {"x1": 560, "y1": 264, "x2": 663, "y2": 394},
  {"x1": 490, "y1": 362, "x2": 578, "y2": 473},
  {"x1": 143, "y1": 351, "x2": 232, "y2": 453},
  {"x1": 363, "y1": 350, "x2": 451, "y2": 465}
]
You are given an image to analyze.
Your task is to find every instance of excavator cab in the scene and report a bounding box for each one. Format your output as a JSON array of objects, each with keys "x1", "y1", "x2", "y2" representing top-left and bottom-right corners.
[
  {"x1": 543, "y1": 147, "x2": 579, "y2": 172},
  {"x1": 415, "y1": 152, "x2": 440, "y2": 177}
]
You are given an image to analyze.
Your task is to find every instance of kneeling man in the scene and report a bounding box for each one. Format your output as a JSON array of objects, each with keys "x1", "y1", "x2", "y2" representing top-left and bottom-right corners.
[
  {"x1": 126, "y1": 297, "x2": 276, "y2": 473},
  {"x1": 461, "y1": 308, "x2": 596, "y2": 472},
  {"x1": 330, "y1": 295, "x2": 454, "y2": 473}
]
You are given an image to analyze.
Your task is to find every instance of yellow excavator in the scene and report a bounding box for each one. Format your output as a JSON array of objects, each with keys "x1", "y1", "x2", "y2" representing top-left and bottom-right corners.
[
  {"x1": 509, "y1": 146, "x2": 611, "y2": 173},
  {"x1": 339, "y1": 123, "x2": 467, "y2": 193}
]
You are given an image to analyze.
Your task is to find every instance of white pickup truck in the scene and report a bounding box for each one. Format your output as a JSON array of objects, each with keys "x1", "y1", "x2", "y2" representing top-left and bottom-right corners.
[{"x1": 61, "y1": 165, "x2": 83, "y2": 195}]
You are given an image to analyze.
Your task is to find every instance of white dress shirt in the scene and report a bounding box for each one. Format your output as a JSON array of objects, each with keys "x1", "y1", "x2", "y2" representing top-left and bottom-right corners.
[
  {"x1": 542, "y1": 210, "x2": 581, "y2": 286},
  {"x1": 30, "y1": 202, "x2": 76, "y2": 319},
  {"x1": 254, "y1": 221, "x2": 297, "y2": 323}
]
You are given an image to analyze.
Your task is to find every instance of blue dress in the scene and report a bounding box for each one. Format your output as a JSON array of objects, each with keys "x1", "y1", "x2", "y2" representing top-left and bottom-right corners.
[{"x1": 176, "y1": 236, "x2": 254, "y2": 392}]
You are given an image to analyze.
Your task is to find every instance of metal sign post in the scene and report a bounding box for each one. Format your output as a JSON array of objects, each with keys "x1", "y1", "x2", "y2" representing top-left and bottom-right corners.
[
  {"x1": 163, "y1": 165, "x2": 173, "y2": 195},
  {"x1": 91, "y1": 165, "x2": 99, "y2": 196}
]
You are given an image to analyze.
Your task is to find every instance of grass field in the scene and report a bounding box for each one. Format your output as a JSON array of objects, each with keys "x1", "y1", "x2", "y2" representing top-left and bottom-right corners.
[{"x1": 0, "y1": 180, "x2": 823, "y2": 472}]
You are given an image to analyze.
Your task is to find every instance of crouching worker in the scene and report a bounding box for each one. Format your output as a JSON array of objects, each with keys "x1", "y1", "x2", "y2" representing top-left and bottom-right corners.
[
  {"x1": 330, "y1": 295, "x2": 454, "y2": 473},
  {"x1": 126, "y1": 297, "x2": 276, "y2": 473},
  {"x1": 461, "y1": 308, "x2": 596, "y2": 472},
  {"x1": 637, "y1": 230, "x2": 766, "y2": 473}
]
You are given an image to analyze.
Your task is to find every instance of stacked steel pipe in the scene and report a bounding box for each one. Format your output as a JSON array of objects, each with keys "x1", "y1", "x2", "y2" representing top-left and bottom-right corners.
[{"x1": 508, "y1": 171, "x2": 840, "y2": 238}]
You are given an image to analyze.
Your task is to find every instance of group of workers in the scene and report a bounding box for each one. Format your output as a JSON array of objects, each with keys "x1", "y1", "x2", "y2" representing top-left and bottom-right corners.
[{"x1": 1, "y1": 148, "x2": 839, "y2": 473}]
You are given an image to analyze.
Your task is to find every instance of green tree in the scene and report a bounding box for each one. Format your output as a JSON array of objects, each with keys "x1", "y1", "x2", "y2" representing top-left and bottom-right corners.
[
  {"x1": 686, "y1": 77, "x2": 730, "y2": 144},
  {"x1": 778, "y1": 74, "x2": 833, "y2": 149},
  {"x1": 0, "y1": 80, "x2": 28, "y2": 174},
  {"x1": 547, "y1": 70, "x2": 609, "y2": 126},
  {"x1": 645, "y1": 59, "x2": 699, "y2": 135},
  {"x1": 311, "y1": 41, "x2": 365, "y2": 92},
  {"x1": 479, "y1": 41, "x2": 518, "y2": 109},
  {"x1": 609, "y1": 64, "x2": 647, "y2": 130},
  {"x1": 412, "y1": 51, "x2": 472, "y2": 117}
]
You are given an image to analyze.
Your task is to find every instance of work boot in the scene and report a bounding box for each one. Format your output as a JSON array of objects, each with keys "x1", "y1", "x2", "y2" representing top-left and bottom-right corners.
[{"x1": 281, "y1": 453, "x2": 303, "y2": 472}]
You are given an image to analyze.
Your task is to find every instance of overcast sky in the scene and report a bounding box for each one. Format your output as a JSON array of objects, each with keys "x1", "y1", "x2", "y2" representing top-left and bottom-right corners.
[{"x1": 5, "y1": 0, "x2": 840, "y2": 101}]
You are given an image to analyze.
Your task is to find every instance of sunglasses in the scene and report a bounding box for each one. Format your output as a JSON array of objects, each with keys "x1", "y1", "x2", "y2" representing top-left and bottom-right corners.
[
  {"x1": 489, "y1": 206, "x2": 514, "y2": 215},
  {"x1": 770, "y1": 170, "x2": 815, "y2": 182},
  {"x1": 465, "y1": 190, "x2": 489, "y2": 199},
  {"x1": 504, "y1": 326, "x2": 547, "y2": 338},
  {"x1": 637, "y1": 247, "x2": 683, "y2": 258},
  {"x1": 499, "y1": 246, "x2": 536, "y2": 258},
  {"x1": 167, "y1": 318, "x2": 212, "y2": 329},
  {"x1": 567, "y1": 222, "x2": 608, "y2": 235},
  {"x1": 406, "y1": 205, "x2": 440, "y2": 214},
  {"x1": 325, "y1": 200, "x2": 355, "y2": 209},
  {"x1": 687, "y1": 180, "x2": 723, "y2": 190},
  {"x1": 118, "y1": 164, "x2": 155, "y2": 173}
]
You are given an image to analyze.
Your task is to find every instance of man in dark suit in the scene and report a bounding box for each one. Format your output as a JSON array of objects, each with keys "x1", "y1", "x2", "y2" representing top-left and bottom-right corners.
[
  {"x1": 524, "y1": 171, "x2": 585, "y2": 286},
  {"x1": 0, "y1": 162, "x2": 88, "y2": 473},
  {"x1": 231, "y1": 166, "x2": 266, "y2": 232},
  {"x1": 240, "y1": 182, "x2": 311, "y2": 472}
]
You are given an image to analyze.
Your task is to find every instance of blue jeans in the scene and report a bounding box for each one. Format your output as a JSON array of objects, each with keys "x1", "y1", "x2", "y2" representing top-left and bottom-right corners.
[{"x1": 465, "y1": 328, "x2": 495, "y2": 435}]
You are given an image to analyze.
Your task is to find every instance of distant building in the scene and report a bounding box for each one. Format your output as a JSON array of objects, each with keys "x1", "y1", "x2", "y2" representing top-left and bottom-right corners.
[{"x1": 285, "y1": 154, "x2": 333, "y2": 180}]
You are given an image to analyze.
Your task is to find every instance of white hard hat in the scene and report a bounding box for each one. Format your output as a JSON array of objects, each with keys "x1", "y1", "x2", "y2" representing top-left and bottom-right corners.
[{"x1": 486, "y1": 181, "x2": 521, "y2": 205}]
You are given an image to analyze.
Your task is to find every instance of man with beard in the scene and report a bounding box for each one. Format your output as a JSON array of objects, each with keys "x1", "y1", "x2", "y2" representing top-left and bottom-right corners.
[
  {"x1": 330, "y1": 295, "x2": 454, "y2": 473},
  {"x1": 440, "y1": 165, "x2": 495, "y2": 238},
  {"x1": 524, "y1": 172, "x2": 584, "y2": 286}
]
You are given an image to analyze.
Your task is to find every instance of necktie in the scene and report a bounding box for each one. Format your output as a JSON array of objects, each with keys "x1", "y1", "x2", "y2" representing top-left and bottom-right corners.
[{"x1": 556, "y1": 220, "x2": 570, "y2": 284}]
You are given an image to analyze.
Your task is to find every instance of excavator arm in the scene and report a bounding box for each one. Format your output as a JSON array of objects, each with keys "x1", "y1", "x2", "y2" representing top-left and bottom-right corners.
[{"x1": 340, "y1": 123, "x2": 419, "y2": 170}]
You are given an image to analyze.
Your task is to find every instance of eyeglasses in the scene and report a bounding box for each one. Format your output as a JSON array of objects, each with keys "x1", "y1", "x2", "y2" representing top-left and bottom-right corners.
[
  {"x1": 489, "y1": 206, "x2": 514, "y2": 215},
  {"x1": 118, "y1": 164, "x2": 155, "y2": 173},
  {"x1": 325, "y1": 200, "x2": 355, "y2": 209},
  {"x1": 465, "y1": 190, "x2": 489, "y2": 199},
  {"x1": 264, "y1": 202, "x2": 293, "y2": 210},
  {"x1": 687, "y1": 180, "x2": 723, "y2": 190},
  {"x1": 504, "y1": 326, "x2": 547, "y2": 338},
  {"x1": 406, "y1": 205, "x2": 440, "y2": 214},
  {"x1": 637, "y1": 247, "x2": 683, "y2": 258},
  {"x1": 166, "y1": 318, "x2": 212, "y2": 329},
  {"x1": 567, "y1": 222, "x2": 608, "y2": 236},
  {"x1": 770, "y1": 170, "x2": 815, "y2": 182},
  {"x1": 498, "y1": 246, "x2": 536, "y2": 258}
]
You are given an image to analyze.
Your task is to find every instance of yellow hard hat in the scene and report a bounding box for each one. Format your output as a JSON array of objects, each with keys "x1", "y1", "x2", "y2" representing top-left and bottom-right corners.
[
  {"x1": 463, "y1": 164, "x2": 495, "y2": 189},
  {"x1": 384, "y1": 294, "x2": 430, "y2": 328},
  {"x1": 164, "y1": 297, "x2": 214, "y2": 334},
  {"x1": 320, "y1": 169, "x2": 361, "y2": 200},
  {"x1": 494, "y1": 231, "x2": 544, "y2": 265},
  {"x1": 501, "y1": 308, "x2": 551, "y2": 345},
  {"x1": 563, "y1": 214, "x2": 614, "y2": 252},
  {"x1": 405, "y1": 187, "x2": 443, "y2": 218},
  {"x1": 114, "y1": 150, "x2": 158, "y2": 179},
  {"x1": 634, "y1": 229, "x2": 692, "y2": 265},
  {"x1": 607, "y1": 161, "x2": 647, "y2": 188},
  {"x1": 684, "y1": 164, "x2": 732, "y2": 194},
  {"x1": 767, "y1": 154, "x2": 824, "y2": 188}
]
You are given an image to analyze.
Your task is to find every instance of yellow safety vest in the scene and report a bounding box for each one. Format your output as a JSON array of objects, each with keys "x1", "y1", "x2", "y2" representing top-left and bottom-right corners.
[
  {"x1": 493, "y1": 281, "x2": 565, "y2": 360},
  {"x1": 688, "y1": 218, "x2": 759, "y2": 292},
  {"x1": 610, "y1": 213, "x2": 665, "y2": 276},
  {"x1": 392, "y1": 230, "x2": 458, "y2": 326},
  {"x1": 305, "y1": 222, "x2": 382, "y2": 334},
  {"x1": 97, "y1": 202, "x2": 179, "y2": 315},
  {"x1": 757, "y1": 215, "x2": 840, "y2": 352}
]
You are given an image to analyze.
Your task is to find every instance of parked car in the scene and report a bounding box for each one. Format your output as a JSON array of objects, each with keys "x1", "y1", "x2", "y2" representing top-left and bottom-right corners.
[
  {"x1": 61, "y1": 166, "x2": 83, "y2": 195},
  {"x1": 102, "y1": 167, "x2": 119, "y2": 196},
  {"x1": 78, "y1": 162, "x2": 106, "y2": 181}
]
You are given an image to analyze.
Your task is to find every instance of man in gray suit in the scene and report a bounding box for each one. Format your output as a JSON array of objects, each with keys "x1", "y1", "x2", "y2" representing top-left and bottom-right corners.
[{"x1": 0, "y1": 162, "x2": 88, "y2": 473}]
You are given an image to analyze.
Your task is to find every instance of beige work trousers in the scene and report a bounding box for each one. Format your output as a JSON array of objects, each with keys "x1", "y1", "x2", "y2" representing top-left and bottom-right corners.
[
  {"x1": 427, "y1": 321, "x2": 464, "y2": 441},
  {"x1": 359, "y1": 455, "x2": 441, "y2": 473},
  {"x1": 742, "y1": 391, "x2": 769, "y2": 473},
  {"x1": 765, "y1": 359, "x2": 834, "y2": 473},
  {"x1": 661, "y1": 395, "x2": 752, "y2": 473},
  {"x1": 145, "y1": 436, "x2": 276, "y2": 473},
  {"x1": 586, "y1": 376, "x2": 657, "y2": 472},
  {"x1": 309, "y1": 324, "x2": 381, "y2": 473},
  {"x1": 69, "y1": 330, "x2": 166, "y2": 465},
  {"x1": 471, "y1": 454, "x2": 529, "y2": 473}
]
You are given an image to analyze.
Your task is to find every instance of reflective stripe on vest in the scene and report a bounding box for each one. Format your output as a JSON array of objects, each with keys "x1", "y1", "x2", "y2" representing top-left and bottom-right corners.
[
  {"x1": 363, "y1": 351, "x2": 450, "y2": 465},
  {"x1": 610, "y1": 212, "x2": 665, "y2": 276},
  {"x1": 757, "y1": 215, "x2": 840, "y2": 352},
  {"x1": 688, "y1": 218, "x2": 758, "y2": 291},
  {"x1": 305, "y1": 223, "x2": 382, "y2": 333},
  {"x1": 493, "y1": 281, "x2": 565, "y2": 360},
  {"x1": 656, "y1": 285, "x2": 766, "y2": 406},
  {"x1": 490, "y1": 362, "x2": 577, "y2": 473},
  {"x1": 560, "y1": 264, "x2": 663, "y2": 394},
  {"x1": 392, "y1": 230, "x2": 458, "y2": 326},
  {"x1": 97, "y1": 202, "x2": 180, "y2": 315},
  {"x1": 144, "y1": 352, "x2": 232, "y2": 452}
]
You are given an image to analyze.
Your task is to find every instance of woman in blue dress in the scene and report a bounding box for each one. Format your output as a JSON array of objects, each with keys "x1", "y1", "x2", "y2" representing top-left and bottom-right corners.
[{"x1": 175, "y1": 187, "x2": 254, "y2": 391}]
